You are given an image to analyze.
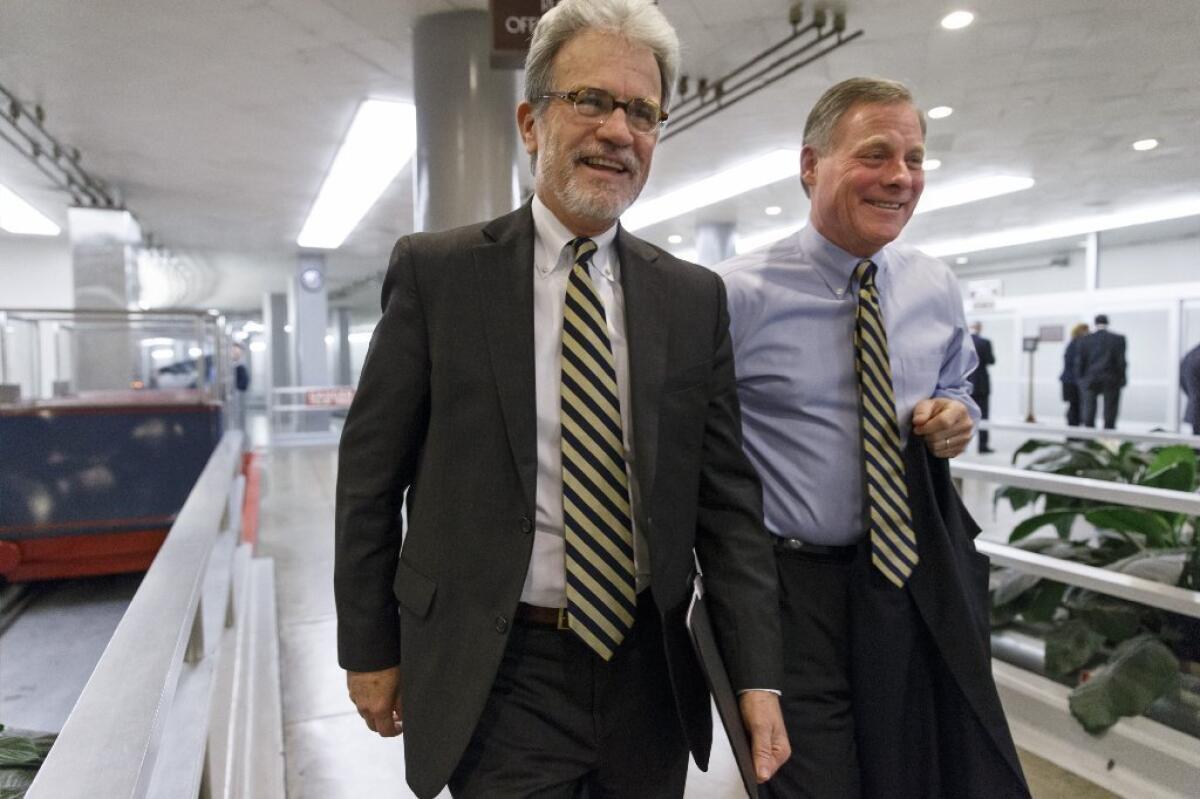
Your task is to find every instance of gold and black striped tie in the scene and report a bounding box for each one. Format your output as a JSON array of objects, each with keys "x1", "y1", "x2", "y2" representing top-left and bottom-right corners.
[
  {"x1": 854, "y1": 259, "x2": 920, "y2": 587},
  {"x1": 560, "y1": 237, "x2": 637, "y2": 660}
]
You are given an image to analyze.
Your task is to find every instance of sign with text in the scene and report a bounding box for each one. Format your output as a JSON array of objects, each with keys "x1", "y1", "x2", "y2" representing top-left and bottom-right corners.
[
  {"x1": 1038, "y1": 324, "x2": 1065, "y2": 343},
  {"x1": 491, "y1": 0, "x2": 557, "y2": 68}
]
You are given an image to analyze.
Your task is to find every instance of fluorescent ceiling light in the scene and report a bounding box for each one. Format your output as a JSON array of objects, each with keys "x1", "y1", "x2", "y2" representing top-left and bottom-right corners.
[
  {"x1": 622, "y1": 149, "x2": 799, "y2": 232},
  {"x1": 735, "y1": 221, "x2": 807, "y2": 254},
  {"x1": 1132, "y1": 138, "x2": 1159, "y2": 152},
  {"x1": 916, "y1": 175, "x2": 1034, "y2": 215},
  {"x1": 151, "y1": 347, "x2": 176, "y2": 360},
  {"x1": 188, "y1": 346, "x2": 203, "y2": 358},
  {"x1": 249, "y1": 341, "x2": 267, "y2": 353},
  {"x1": 0, "y1": 183, "x2": 61, "y2": 236},
  {"x1": 765, "y1": 205, "x2": 782, "y2": 216},
  {"x1": 297, "y1": 99, "x2": 417, "y2": 249},
  {"x1": 941, "y1": 11, "x2": 975, "y2": 30},
  {"x1": 917, "y1": 197, "x2": 1200, "y2": 257},
  {"x1": 928, "y1": 106, "x2": 954, "y2": 120},
  {"x1": 923, "y1": 158, "x2": 942, "y2": 171}
]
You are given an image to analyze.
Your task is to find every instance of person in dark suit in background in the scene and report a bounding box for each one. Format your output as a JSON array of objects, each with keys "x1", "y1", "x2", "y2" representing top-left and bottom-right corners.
[
  {"x1": 1060, "y1": 322, "x2": 1089, "y2": 426},
  {"x1": 1182, "y1": 342, "x2": 1200, "y2": 436},
  {"x1": 717, "y1": 77, "x2": 1028, "y2": 798},
  {"x1": 1077, "y1": 314, "x2": 1127, "y2": 429},
  {"x1": 968, "y1": 322, "x2": 995, "y2": 453},
  {"x1": 333, "y1": 2, "x2": 788, "y2": 797}
]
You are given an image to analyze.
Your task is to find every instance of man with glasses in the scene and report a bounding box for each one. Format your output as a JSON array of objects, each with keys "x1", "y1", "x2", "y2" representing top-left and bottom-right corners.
[{"x1": 334, "y1": 1, "x2": 788, "y2": 796}]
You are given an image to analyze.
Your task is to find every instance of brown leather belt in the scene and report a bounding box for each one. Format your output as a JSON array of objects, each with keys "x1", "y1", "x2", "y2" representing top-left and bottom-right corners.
[{"x1": 514, "y1": 603, "x2": 571, "y2": 630}]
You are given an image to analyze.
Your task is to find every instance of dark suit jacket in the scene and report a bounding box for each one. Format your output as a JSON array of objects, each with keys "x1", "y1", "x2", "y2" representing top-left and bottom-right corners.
[
  {"x1": 1076, "y1": 328, "x2": 1127, "y2": 390},
  {"x1": 968, "y1": 334, "x2": 994, "y2": 397},
  {"x1": 1059, "y1": 336, "x2": 1083, "y2": 400},
  {"x1": 1182, "y1": 344, "x2": 1200, "y2": 429},
  {"x1": 852, "y1": 436, "x2": 1029, "y2": 798},
  {"x1": 334, "y1": 203, "x2": 782, "y2": 798}
]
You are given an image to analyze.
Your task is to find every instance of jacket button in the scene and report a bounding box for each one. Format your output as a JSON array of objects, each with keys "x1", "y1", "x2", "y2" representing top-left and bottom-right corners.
[
  {"x1": 520, "y1": 516, "x2": 533, "y2": 534},
  {"x1": 495, "y1": 616, "x2": 509, "y2": 633}
]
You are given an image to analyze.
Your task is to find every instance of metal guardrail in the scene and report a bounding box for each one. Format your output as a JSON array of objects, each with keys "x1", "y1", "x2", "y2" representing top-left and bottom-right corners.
[
  {"x1": 26, "y1": 430, "x2": 282, "y2": 798},
  {"x1": 951, "y1": 461, "x2": 1200, "y2": 516},
  {"x1": 980, "y1": 419, "x2": 1200, "y2": 448}
]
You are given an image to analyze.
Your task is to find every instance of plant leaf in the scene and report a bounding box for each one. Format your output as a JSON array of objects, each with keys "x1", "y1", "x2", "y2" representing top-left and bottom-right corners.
[
  {"x1": 994, "y1": 485, "x2": 1039, "y2": 513},
  {"x1": 1068, "y1": 635, "x2": 1180, "y2": 734},
  {"x1": 1010, "y1": 509, "x2": 1081, "y2": 542},
  {"x1": 1085, "y1": 507, "x2": 1173, "y2": 548},
  {"x1": 1105, "y1": 549, "x2": 1191, "y2": 585},
  {"x1": 1011, "y1": 438, "x2": 1060, "y2": 464},
  {"x1": 1066, "y1": 593, "x2": 1144, "y2": 644},
  {"x1": 1044, "y1": 618, "x2": 1105, "y2": 675},
  {"x1": 1139, "y1": 446, "x2": 1197, "y2": 493},
  {"x1": 989, "y1": 568, "x2": 1041, "y2": 608},
  {"x1": 1021, "y1": 580, "x2": 1068, "y2": 624}
]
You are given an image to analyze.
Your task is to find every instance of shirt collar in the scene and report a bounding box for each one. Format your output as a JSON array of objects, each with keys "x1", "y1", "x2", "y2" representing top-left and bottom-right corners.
[
  {"x1": 531, "y1": 194, "x2": 619, "y2": 282},
  {"x1": 798, "y1": 222, "x2": 891, "y2": 298}
]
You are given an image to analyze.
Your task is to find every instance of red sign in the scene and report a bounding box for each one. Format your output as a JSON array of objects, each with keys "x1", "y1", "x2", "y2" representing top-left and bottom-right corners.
[{"x1": 305, "y1": 388, "x2": 355, "y2": 407}]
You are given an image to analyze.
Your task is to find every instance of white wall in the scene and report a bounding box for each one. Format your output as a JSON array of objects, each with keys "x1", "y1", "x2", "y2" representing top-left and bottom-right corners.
[
  {"x1": 0, "y1": 234, "x2": 73, "y2": 307},
  {"x1": 1099, "y1": 236, "x2": 1200, "y2": 289}
]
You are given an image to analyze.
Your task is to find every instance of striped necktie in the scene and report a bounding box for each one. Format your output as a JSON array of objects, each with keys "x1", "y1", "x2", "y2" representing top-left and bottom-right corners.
[
  {"x1": 560, "y1": 237, "x2": 637, "y2": 659},
  {"x1": 853, "y1": 259, "x2": 919, "y2": 587}
]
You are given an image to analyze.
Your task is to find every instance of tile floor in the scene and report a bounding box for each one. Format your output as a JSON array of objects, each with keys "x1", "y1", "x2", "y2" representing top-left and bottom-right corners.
[{"x1": 259, "y1": 443, "x2": 1114, "y2": 798}]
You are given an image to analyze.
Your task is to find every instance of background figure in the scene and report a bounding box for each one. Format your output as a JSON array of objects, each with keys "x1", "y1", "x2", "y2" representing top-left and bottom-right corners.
[
  {"x1": 1060, "y1": 323, "x2": 1089, "y2": 426},
  {"x1": 1076, "y1": 314, "x2": 1127, "y2": 429},
  {"x1": 229, "y1": 344, "x2": 250, "y2": 430},
  {"x1": 968, "y1": 322, "x2": 994, "y2": 453},
  {"x1": 1182, "y1": 342, "x2": 1200, "y2": 436}
]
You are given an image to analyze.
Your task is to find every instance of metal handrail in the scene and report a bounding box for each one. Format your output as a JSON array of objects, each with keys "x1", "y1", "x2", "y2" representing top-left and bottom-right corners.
[
  {"x1": 980, "y1": 419, "x2": 1200, "y2": 447},
  {"x1": 951, "y1": 461, "x2": 1200, "y2": 516},
  {"x1": 977, "y1": 540, "x2": 1200, "y2": 620},
  {"x1": 27, "y1": 431, "x2": 244, "y2": 798}
]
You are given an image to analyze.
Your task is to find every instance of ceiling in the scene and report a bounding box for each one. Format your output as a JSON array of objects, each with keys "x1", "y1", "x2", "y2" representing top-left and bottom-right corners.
[{"x1": 1, "y1": 0, "x2": 1198, "y2": 311}]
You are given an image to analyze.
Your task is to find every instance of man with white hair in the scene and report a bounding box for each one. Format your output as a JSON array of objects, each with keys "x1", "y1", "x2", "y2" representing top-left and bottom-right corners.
[{"x1": 334, "y1": 1, "x2": 788, "y2": 796}]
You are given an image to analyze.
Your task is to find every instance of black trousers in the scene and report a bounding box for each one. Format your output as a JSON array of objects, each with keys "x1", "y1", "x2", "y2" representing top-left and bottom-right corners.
[
  {"x1": 448, "y1": 594, "x2": 688, "y2": 798},
  {"x1": 974, "y1": 392, "x2": 990, "y2": 451},
  {"x1": 760, "y1": 544, "x2": 1020, "y2": 799},
  {"x1": 1081, "y1": 386, "x2": 1121, "y2": 429},
  {"x1": 1063, "y1": 383, "x2": 1082, "y2": 427}
]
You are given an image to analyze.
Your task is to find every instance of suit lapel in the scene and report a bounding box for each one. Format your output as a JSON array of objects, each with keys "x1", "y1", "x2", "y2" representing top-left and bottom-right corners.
[
  {"x1": 618, "y1": 228, "x2": 670, "y2": 505},
  {"x1": 473, "y1": 205, "x2": 538, "y2": 511}
]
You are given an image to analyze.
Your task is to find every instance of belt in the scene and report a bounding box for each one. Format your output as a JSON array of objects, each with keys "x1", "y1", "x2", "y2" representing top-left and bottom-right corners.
[
  {"x1": 514, "y1": 603, "x2": 571, "y2": 630},
  {"x1": 773, "y1": 536, "x2": 858, "y2": 558}
]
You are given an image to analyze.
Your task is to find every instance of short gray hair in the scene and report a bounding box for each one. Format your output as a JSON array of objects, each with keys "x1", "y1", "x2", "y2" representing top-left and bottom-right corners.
[
  {"x1": 524, "y1": 0, "x2": 680, "y2": 112},
  {"x1": 803, "y1": 77, "x2": 926, "y2": 154}
]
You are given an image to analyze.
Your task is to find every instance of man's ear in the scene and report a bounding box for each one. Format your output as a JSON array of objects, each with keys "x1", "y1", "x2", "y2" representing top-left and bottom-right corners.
[
  {"x1": 800, "y1": 145, "x2": 819, "y2": 192},
  {"x1": 516, "y1": 102, "x2": 539, "y2": 156}
]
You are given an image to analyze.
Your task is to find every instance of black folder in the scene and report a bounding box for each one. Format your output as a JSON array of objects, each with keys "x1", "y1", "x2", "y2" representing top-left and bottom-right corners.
[{"x1": 685, "y1": 568, "x2": 758, "y2": 798}]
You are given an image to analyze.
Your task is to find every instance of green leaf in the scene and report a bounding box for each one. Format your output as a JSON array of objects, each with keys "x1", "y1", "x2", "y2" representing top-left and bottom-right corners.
[
  {"x1": 0, "y1": 769, "x2": 37, "y2": 797},
  {"x1": 1076, "y1": 469, "x2": 1123, "y2": 482},
  {"x1": 1021, "y1": 580, "x2": 1068, "y2": 624},
  {"x1": 994, "y1": 485, "x2": 1040, "y2": 513},
  {"x1": 1045, "y1": 619, "x2": 1105, "y2": 675},
  {"x1": 1011, "y1": 438, "x2": 1061, "y2": 464},
  {"x1": 1066, "y1": 592, "x2": 1144, "y2": 644},
  {"x1": 1085, "y1": 507, "x2": 1174, "y2": 548},
  {"x1": 1105, "y1": 549, "x2": 1191, "y2": 585},
  {"x1": 1010, "y1": 509, "x2": 1081, "y2": 542},
  {"x1": 989, "y1": 568, "x2": 1041, "y2": 608},
  {"x1": 1139, "y1": 446, "x2": 1197, "y2": 493},
  {"x1": 1068, "y1": 635, "x2": 1180, "y2": 734}
]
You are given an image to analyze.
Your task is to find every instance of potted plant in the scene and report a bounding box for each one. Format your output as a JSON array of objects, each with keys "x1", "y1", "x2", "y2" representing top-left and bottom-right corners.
[
  {"x1": 0, "y1": 724, "x2": 55, "y2": 798},
  {"x1": 989, "y1": 439, "x2": 1200, "y2": 733}
]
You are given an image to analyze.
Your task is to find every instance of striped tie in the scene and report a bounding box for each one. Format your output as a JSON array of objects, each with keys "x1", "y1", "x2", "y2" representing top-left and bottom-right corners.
[
  {"x1": 560, "y1": 237, "x2": 637, "y2": 660},
  {"x1": 853, "y1": 259, "x2": 920, "y2": 587}
]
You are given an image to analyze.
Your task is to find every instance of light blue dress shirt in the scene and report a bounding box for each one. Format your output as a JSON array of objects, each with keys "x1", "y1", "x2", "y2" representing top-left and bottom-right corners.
[{"x1": 717, "y1": 224, "x2": 979, "y2": 546}]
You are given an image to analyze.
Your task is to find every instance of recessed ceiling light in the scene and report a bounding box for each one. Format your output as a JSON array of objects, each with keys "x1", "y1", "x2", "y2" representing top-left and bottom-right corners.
[
  {"x1": 923, "y1": 158, "x2": 942, "y2": 171},
  {"x1": 0, "y1": 183, "x2": 61, "y2": 236},
  {"x1": 955, "y1": 256, "x2": 969, "y2": 265},
  {"x1": 622, "y1": 149, "x2": 799, "y2": 231},
  {"x1": 941, "y1": 11, "x2": 975, "y2": 30},
  {"x1": 668, "y1": 234, "x2": 683, "y2": 244},
  {"x1": 928, "y1": 106, "x2": 954, "y2": 120},
  {"x1": 764, "y1": 206, "x2": 782, "y2": 216},
  {"x1": 297, "y1": 99, "x2": 417, "y2": 249},
  {"x1": 1132, "y1": 138, "x2": 1159, "y2": 151}
]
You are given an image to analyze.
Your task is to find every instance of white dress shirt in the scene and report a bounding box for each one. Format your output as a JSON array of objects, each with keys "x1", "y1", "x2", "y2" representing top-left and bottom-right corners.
[{"x1": 521, "y1": 196, "x2": 651, "y2": 607}]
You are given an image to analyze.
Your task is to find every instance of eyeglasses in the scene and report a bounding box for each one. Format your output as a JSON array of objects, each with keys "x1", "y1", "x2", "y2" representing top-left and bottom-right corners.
[{"x1": 538, "y1": 87, "x2": 668, "y2": 135}]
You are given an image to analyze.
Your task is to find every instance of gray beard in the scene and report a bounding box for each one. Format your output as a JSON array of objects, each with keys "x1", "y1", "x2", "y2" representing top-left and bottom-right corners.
[{"x1": 540, "y1": 138, "x2": 641, "y2": 226}]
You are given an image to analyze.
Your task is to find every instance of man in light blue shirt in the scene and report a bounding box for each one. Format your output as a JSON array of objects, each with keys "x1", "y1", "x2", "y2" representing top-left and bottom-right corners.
[{"x1": 717, "y1": 78, "x2": 1028, "y2": 798}]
